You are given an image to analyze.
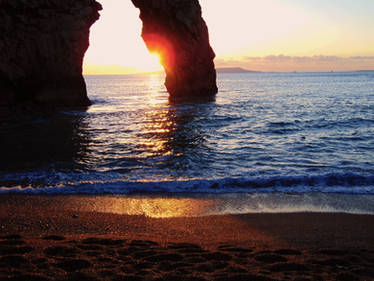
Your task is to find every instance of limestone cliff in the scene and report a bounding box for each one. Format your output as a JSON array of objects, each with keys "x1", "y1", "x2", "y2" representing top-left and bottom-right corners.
[
  {"x1": 0, "y1": 0, "x2": 102, "y2": 108},
  {"x1": 132, "y1": 0, "x2": 218, "y2": 100}
]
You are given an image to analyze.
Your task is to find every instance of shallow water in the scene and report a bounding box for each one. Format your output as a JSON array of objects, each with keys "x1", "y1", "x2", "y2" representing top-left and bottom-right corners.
[{"x1": 1, "y1": 71, "x2": 374, "y2": 195}]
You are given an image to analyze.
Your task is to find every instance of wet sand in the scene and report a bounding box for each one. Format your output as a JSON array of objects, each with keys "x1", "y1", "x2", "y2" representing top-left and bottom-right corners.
[{"x1": 1, "y1": 194, "x2": 374, "y2": 280}]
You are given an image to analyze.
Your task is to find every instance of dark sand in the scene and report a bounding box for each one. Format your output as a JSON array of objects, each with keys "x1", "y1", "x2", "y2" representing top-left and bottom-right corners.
[{"x1": 1, "y1": 195, "x2": 374, "y2": 281}]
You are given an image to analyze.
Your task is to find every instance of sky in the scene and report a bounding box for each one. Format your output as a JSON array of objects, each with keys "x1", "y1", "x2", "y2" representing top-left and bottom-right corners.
[{"x1": 83, "y1": 0, "x2": 374, "y2": 74}]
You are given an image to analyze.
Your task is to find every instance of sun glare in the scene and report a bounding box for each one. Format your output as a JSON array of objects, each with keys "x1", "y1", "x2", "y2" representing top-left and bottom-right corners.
[{"x1": 137, "y1": 52, "x2": 163, "y2": 73}]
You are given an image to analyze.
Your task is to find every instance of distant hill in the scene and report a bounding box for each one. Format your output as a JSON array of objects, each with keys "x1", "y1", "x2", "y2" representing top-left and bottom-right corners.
[{"x1": 216, "y1": 67, "x2": 261, "y2": 73}]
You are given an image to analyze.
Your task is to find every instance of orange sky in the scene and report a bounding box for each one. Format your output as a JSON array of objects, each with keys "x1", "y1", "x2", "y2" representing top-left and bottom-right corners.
[{"x1": 83, "y1": 0, "x2": 374, "y2": 74}]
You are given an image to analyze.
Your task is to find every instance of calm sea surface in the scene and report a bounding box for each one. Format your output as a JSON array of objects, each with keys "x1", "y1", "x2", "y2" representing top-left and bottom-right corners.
[{"x1": 1, "y1": 72, "x2": 374, "y2": 196}]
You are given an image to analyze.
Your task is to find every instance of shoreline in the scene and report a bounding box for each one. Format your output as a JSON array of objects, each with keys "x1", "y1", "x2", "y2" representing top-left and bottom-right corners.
[
  {"x1": 1, "y1": 192, "x2": 373, "y2": 216},
  {"x1": 1, "y1": 194, "x2": 374, "y2": 248},
  {"x1": 1, "y1": 194, "x2": 374, "y2": 280}
]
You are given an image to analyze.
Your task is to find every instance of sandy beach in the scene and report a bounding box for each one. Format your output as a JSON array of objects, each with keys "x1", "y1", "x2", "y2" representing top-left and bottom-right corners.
[{"x1": 1, "y1": 194, "x2": 374, "y2": 281}]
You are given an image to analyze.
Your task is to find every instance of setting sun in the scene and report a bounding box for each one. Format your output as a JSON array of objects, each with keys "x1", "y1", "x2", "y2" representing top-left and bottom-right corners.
[{"x1": 137, "y1": 52, "x2": 163, "y2": 73}]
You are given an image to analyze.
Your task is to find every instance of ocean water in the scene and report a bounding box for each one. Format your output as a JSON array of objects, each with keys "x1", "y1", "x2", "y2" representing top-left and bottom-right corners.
[{"x1": 1, "y1": 71, "x2": 374, "y2": 199}]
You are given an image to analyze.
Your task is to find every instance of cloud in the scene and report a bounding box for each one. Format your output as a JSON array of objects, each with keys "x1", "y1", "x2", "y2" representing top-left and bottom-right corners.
[
  {"x1": 243, "y1": 55, "x2": 374, "y2": 63},
  {"x1": 215, "y1": 55, "x2": 374, "y2": 72},
  {"x1": 349, "y1": 56, "x2": 374, "y2": 60}
]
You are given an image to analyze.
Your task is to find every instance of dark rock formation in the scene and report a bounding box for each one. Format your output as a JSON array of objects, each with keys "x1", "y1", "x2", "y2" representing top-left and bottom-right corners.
[
  {"x1": 0, "y1": 0, "x2": 217, "y2": 109},
  {"x1": 132, "y1": 0, "x2": 218, "y2": 100},
  {"x1": 0, "y1": 0, "x2": 102, "y2": 108}
]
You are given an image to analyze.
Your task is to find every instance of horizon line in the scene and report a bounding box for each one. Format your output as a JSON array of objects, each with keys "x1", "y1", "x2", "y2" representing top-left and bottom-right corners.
[{"x1": 83, "y1": 69, "x2": 374, "y2": 76}]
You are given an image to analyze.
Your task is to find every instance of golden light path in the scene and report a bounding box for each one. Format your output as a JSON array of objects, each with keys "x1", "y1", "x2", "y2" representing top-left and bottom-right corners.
[
  {"x1": 67, "y1": 197, "x2": 217, "y2": 218},
  {"x1": 47, "y1": 194, "x2": 374, "y2": 219}
]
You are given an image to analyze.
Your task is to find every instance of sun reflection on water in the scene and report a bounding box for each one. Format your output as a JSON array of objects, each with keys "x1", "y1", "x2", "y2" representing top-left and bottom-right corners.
[
  {"x1": 136, "y1": 74, "x2": 176, "y2": 157},
  {"x1": 81, "y1": 73, "x2": 212, "y2": 182},
  {"x1": 146, "y1": 73, "x2": 166, "y2": 105}
]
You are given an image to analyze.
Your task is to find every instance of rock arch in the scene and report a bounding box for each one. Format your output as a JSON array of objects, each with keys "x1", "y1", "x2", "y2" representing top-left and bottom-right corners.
[{"x1": 0, "y1": 0, "x2": 217, "y2": 109}]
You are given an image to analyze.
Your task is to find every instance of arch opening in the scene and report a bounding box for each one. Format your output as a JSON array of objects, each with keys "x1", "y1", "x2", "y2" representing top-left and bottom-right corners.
[
  {"x1": 84, "y1": 0, "x2": 217, "y2": 100},
  {"x1": 83, "y1": 0, "x2": 163, "y2": 75}
]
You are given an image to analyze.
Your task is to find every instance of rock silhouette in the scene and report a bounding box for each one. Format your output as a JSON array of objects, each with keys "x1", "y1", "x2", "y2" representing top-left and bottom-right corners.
[
  {"x1": 0, "y1": 0, "x2": 102, "y2": 108},
  {"x1": 132, "y1": 0, "x2": 218, "y2": 100}
]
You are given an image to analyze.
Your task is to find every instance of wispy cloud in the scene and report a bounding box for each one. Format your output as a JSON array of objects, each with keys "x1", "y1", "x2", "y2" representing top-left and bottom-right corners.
[{"x1": 215, "y1": 55, "x2": 374, "y2": 72}]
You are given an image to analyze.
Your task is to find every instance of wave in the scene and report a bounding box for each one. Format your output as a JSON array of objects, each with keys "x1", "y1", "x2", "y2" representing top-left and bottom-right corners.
[
  {"x1": 1, "y1": 172, "x2": 374, "y2": 195},
  {"x1": 265, "y1": 117, "x2": 374, "y2": 133}
]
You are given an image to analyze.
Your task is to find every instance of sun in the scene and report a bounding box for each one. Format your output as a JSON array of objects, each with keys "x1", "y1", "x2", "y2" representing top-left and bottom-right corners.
[
  {"x1": 142, "y1": 33, "x2": 176, "y2": 70},
  {"x1": 137, "y1": 50, "x2": 163, "y2": 72},
  {"x1": 136, "y1": 51, "x2": 163, "y2": 73}
]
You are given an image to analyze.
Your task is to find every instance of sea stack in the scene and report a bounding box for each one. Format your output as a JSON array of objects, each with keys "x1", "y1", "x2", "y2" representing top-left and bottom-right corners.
[
  {"x1": 0, "y1": 0, "x2": 102, "y2": 108},
  {"x1": 132, "y1": 0, "x2": 218, "y2": 100}
]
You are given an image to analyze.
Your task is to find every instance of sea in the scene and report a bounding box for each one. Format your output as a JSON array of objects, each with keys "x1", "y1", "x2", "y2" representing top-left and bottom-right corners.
[{"x1": 1, "y1": 71, "x2": 374, "y2": 214}]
